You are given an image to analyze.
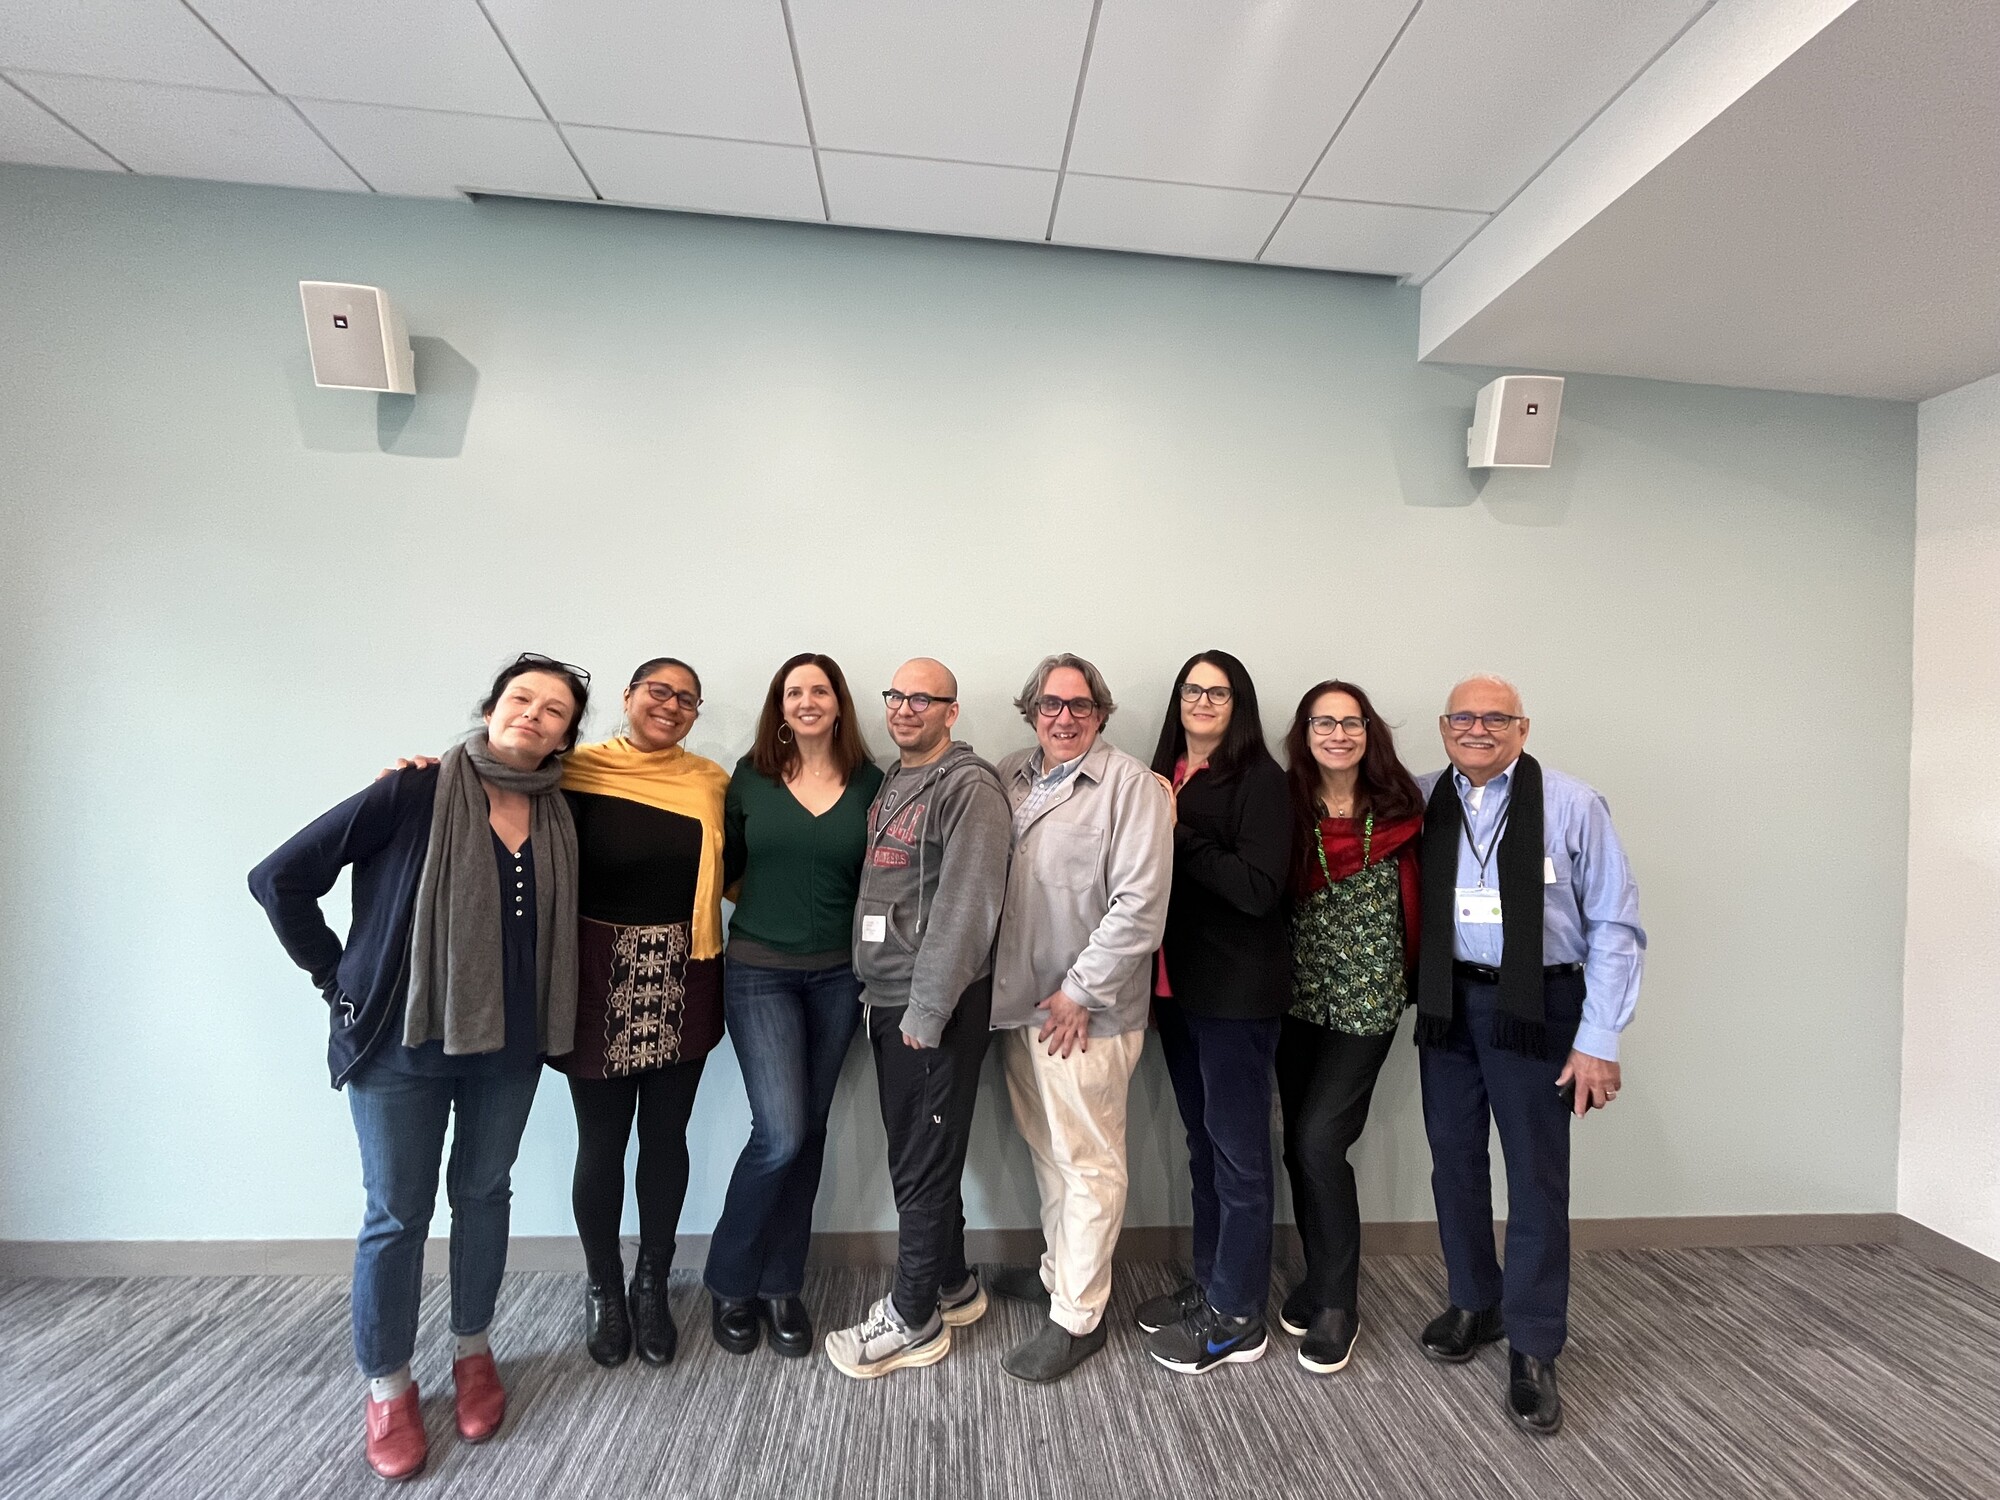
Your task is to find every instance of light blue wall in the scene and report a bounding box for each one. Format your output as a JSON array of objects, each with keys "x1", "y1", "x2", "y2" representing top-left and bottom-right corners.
[{"x1": 0, "y1": 165, "x2": 1914, "y2": 1243}]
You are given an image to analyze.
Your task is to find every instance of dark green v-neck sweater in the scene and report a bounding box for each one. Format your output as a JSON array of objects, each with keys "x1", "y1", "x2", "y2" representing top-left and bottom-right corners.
[{"x1": 723, "y1": 757, "x2": 886, "y2": 964}]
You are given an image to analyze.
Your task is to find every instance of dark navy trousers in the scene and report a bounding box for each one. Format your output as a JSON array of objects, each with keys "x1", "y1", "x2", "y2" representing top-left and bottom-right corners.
[{"x1": 1418, "y1": 968, "x2": 1585, "y2": 1361}]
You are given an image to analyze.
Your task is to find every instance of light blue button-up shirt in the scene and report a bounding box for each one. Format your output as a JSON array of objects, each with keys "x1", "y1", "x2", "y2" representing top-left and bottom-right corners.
[{"x1": 1417, "y1": 760, "x2": 1646, "y2": 1061}]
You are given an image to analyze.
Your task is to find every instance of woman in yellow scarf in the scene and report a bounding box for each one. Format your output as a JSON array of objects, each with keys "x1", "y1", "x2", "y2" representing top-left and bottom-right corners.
[{"x1": 551, "y1": 656, "x2": 730, "y2": 1370}]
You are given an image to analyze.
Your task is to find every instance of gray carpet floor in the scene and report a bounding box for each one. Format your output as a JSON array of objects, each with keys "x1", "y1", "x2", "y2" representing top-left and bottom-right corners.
[{"x1": 1, "y1": 1246, "x2": 1994, "y2": 1499}]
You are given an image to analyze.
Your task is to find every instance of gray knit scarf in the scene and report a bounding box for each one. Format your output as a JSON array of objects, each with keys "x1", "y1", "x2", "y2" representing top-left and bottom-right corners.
[{"x1": 404, "y1": 734, "x2": 579, "y2": 1057}]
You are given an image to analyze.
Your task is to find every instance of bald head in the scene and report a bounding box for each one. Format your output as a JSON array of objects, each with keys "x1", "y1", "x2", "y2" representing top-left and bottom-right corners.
[
  {"x1": 895, "y1": 657, "x2": 958, "y2": 699},
  {"x1": 1445, "y1": 675, "x2": 1524, "y2": 717},
  {"x1": 885, "y1": 657, "x2": 961, "y2": 766}
]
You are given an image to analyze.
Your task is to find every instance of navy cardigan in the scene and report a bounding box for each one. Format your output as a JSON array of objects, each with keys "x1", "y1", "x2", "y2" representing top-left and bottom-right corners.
[{"x1": 249, "y1": 765, "x2": 439, "y2": 1088}]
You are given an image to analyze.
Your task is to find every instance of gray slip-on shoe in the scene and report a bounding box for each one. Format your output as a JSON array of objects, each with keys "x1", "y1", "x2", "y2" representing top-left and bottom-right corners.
[
  {"x1": 1001, "y1": 1316, "x2": 1106, "y2": 1383},
  {"x1": 983, "y1": 1264, "x2": 1052, "y2": 1307}
]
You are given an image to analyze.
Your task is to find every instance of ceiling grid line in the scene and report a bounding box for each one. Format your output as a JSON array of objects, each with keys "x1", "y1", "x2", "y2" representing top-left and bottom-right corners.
[
  {"x1": 1043, "y1": 0, "x2": 1105, "y2": 242},
  {"x1": 0, "y1": 71, "x2": 132, "y2": 171},
  {"x1": 473, "y1": 0, "x2": 602, "y2": 200},
  {"x1": 1409, "y1": 0, "x2": 1721, "y2": 288},
  {"x1": 176, "y1": 1, "x2": 376, "y2": 191},
  {"x1": 1254, "y1": 0, "x2": 1426, "y2": 264},
  {"x1": 776, "y1": 0, "x2": 831, "y2": 221}
]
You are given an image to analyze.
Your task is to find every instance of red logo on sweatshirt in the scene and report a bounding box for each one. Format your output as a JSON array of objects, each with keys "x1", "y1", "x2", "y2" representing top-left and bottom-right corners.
[{"x1": 869, "y1": 798, "x2": 927, "y2": 866}]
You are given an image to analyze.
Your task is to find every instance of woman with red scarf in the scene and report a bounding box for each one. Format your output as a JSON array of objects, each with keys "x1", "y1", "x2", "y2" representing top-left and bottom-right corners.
[{"x1": 1275, "y1": 679, "x2": 1424, "y2": 1377}]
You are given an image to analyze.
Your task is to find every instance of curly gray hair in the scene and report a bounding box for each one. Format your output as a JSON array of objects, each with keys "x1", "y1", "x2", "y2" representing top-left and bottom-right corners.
[{"x1": 1013, "y1": 653, "x2": 1116, "y2": 725}]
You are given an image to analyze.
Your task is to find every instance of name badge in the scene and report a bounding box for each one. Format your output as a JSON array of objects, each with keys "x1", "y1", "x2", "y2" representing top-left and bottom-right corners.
[
  {"x1": 1545, "y1": 857, "x2": 1557, "y2": 884},
  {"x1": 1455, "y1": 886, "x2": 1503, "y2": 925},
  {"x1": 861, "y1": 914, "x2": 887, "y2": 943}
]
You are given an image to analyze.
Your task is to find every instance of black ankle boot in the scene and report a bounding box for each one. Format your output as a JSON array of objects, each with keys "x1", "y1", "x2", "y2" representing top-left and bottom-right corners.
[
  {"x1": 711, "y1": 1293, "x2": 760, "y2": 1355},
  {"x1": 584, "y1": 1273, "x2": 632, "y2": 1368},
  {"x1": 628, "y1": 1251, "x2": 678, "y2": 1366}
]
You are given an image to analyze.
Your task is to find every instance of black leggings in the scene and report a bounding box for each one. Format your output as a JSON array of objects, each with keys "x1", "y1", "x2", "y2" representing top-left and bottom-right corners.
[{"x1": 568, "y1": 1059, "x2": 706, "y2": 1284}]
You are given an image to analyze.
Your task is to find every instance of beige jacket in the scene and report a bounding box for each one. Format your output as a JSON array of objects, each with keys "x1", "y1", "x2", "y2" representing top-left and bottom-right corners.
[{"x1": 991, "y1": 739, "x2": 1174, "y2": 1037}]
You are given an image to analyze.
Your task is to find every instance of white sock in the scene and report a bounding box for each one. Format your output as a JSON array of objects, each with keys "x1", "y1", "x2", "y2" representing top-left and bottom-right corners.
[
  {"x1": 368, "y1": 1366, "x2": 412, "y2": 1404},
  {"x1": 454, "y1": 1329, "x2": 490, "y2": 1361}
]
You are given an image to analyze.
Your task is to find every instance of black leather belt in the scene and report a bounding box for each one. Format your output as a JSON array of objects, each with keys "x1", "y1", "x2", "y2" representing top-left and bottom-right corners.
[{"x1": 1452, "y1": 960, "x2": 1583, "y2": 984}]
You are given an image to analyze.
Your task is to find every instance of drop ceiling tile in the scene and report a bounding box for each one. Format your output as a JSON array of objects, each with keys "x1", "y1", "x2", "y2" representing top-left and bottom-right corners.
[
  {"x1": 0, "y1": 77, "x2": 125, "y2": 170},
  {"x1": 188, "y1": 0, "x2": 540, "y2": 118},
  {"x1": 1263, "y1": 196, "x2": 1486, "y2": 279},
  {"x1": 0, "y1": 0, "x2": 261, "y2": 90},
  {"x1": 481, "y1": 0, "x2": 805, "y2": 143},
  {"x1": 1053, "y1": 174, "x2": 1288, "y2": 262},
  {"x1": 293, "y1": 99, "x2": 590, "y2": 200},
  {"x1": 1067, "y1": 0, "x2": 1417, "y2": 193},
  {"x1": 566, "y1": 126, "x2": 822, "y2": 221},
  {"x1": 1306, "y1": 0, "x2": 1709, "y2": 211},
  {"x1": 788, "y1": 0, "x2": 1092, "y2": 168},
  {"x1": 821, "y1": 152, "x2": 1054, "y2": 241},
  {"x1": 10, "y1": 72, "x2": 362, "y2": 190}
]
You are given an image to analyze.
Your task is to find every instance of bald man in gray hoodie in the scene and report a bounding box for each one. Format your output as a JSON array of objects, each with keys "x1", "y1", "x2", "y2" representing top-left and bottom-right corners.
[{"x1": 824, "y1": 658, "x2": 1012, "y2": 1380}]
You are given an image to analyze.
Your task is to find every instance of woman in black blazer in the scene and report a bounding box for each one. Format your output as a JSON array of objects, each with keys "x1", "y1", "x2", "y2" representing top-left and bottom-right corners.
[{"x1": 1133, "y1": 649, "x2": 1293, "y2": 1374}]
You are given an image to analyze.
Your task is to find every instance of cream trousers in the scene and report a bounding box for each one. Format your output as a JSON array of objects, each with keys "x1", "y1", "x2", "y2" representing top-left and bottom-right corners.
[{"x1": 999, "y1": 1025, "x2": 1147, "y2": 1336}]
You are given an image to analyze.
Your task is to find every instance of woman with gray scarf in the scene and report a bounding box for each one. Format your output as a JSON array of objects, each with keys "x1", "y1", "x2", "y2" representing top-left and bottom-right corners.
[{"x1": 250, "y1": 653, "x2": 588, "y2": 1483}]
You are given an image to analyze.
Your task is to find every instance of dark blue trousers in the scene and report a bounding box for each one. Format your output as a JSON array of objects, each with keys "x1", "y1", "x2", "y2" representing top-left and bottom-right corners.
[
  {"x1": 1155, "y1": 999, "x2": 1283, "y2": 1321},
  {"x1": 1418, "y1": 969, "x2": 1584, "y2": 1361}
]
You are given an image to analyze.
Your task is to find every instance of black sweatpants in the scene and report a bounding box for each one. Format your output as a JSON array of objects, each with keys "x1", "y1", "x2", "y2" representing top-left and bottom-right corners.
[
  {"x1": 1275, "y1": 1015, "x2": 1396, "y2": 1316},
  {"x1": 868, "y1": 976, "x2": 992, "y2": 1327},
  {"x1": 568, "y1": 1058, "x2": 707, "y2": 1284}
]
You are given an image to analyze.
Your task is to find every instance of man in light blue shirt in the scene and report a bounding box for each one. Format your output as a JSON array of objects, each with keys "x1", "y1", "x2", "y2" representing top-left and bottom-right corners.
[{"x1": 1412, "y1": 675, "x2": 1644, "y2": 1439}]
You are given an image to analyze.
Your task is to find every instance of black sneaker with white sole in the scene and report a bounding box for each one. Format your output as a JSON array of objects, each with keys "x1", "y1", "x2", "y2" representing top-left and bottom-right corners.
[
  {"x1": 1146, "y1": 1302, "x2": 1268, "y2": 1374},
  {"x1": 1278, "y1": 1282, "x2": 1315, "y2": 1338},
  {"x1": 1134, "y1": 1281, "x2": 1205, "y2": 1335},
  {"x1": 1297, "y1": 1307, "x2": 1358, "y2": 1374}
]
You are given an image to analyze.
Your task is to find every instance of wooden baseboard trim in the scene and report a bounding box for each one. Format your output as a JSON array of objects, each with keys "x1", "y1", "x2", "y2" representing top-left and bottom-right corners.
[{"x1": 0, "y1": 1212, "x2": 1942, "y2": 1279}]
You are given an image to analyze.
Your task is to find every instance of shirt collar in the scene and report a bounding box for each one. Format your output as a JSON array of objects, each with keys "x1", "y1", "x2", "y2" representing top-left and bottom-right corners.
[{"x1": 1452, "y1": 757, "x2": 1518, "y2": 807}]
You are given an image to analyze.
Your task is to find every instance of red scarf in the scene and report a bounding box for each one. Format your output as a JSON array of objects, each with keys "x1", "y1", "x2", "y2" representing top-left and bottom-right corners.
[{"x1": 1296, "y1": 811, "x2": 1425, "y2": 969}]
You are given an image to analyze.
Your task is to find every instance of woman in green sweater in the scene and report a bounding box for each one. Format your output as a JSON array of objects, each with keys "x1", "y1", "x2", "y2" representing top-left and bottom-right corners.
[{"x1": 705, "y1": 653, "x2": 884, "y2": 1358}]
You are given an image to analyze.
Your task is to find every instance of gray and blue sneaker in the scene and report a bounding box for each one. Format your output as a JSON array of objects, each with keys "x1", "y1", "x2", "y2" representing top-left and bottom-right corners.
[
  {"x1": 823, "y1": 1296, "x2": 950, "y2": 1380},
  {"x1": 1146, "y1": 1302, "x2": 1269, "y2": 1374},
  {"x1": 939, "y1": 1272, "x2": 989, "y2": 1328}
]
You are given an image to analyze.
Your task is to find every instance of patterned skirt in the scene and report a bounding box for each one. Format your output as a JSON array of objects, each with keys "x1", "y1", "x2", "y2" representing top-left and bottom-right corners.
[{"x1": 551, "y1": 916, "x2": 724, "y2": 1079}]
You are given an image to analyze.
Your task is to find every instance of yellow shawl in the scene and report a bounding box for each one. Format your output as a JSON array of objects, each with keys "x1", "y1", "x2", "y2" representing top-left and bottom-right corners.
[{"x1": 562, "y1": 737, "x2": 731, "y2": 960}]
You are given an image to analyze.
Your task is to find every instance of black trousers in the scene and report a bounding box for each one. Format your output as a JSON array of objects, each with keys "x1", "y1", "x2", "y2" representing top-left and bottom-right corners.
[
  {"x1": 568, "y1": 1058, "x2": 707, "y2": 1284},
  {"x1": 1275, "y1": 1015, "x2": 1397, "y2": 1316},
  {"x1": 868, "y1": 976, "x2": 992, "y2": 1327}
]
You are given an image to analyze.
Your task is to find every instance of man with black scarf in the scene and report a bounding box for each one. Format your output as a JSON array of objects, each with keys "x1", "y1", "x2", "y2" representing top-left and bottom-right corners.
[{"x1": 1413, "y1": 675, "x2": 1645, "y2": 1437}]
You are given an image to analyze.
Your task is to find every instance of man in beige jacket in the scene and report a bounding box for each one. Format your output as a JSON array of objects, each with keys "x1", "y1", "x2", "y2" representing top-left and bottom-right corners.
[{"x1": 985, "y1": 653, "x2": 1173, "y2": 1382}]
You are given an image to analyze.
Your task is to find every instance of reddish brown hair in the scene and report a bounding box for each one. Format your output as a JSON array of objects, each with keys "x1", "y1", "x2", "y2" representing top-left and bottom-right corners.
[{"x1": 750, "y1": 653, "x2": 874, "y2": 784}]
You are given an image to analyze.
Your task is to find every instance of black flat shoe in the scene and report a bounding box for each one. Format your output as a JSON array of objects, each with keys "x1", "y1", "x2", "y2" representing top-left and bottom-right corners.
[
  {"x1": 1419, "y1": 1305, "x2": 1503, "y2": 1363},
  {"x1": 761, "y1": 1296, "x2": 813, "y2": 1359},
  {"x1": 628, "y1": 1252, "x2": 678, "y2": 1366},
  {"x1": 1507, "y1": 1349, "x2": 1563, "y2": 1437},
  {"x1": 1278, "y1": 1282, "x2": 1316, "y2": 1338},
  {"x1": 584, "y1": 1277, "x2": 631, "y2": 1368},
  {"x1": 711, "y1": 1294, "x2": 760, "y2": 1355}
]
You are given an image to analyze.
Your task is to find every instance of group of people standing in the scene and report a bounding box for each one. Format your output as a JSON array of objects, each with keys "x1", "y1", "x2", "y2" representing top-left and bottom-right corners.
[{"x1": 251, "y1": 647, "x2": 1644, "y2": 1482}]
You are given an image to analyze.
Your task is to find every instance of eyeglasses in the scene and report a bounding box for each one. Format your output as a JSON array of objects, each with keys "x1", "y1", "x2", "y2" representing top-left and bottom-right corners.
[
  {"x1": 512, "y1": 652, "x2": 591, "y2": 687},
  {"x1": 1034, "y1": 695, "x2": 1099, "y2": 720},
  {"x1": 634, "y1": 681, "x2": 700, "y2": 712},
  {"x1": 883, "y1": 690, "x2": 955, "y2": 713},
  {"x1": 1444, "y1": 712, "x2": 1524, "y2": 732},
  {"x1": 1307, "y1": 715, "x2": 1368, "y2": 737},
  {"x1": 1178, "y1": 683, "x2": 1233, "y2": 706}
]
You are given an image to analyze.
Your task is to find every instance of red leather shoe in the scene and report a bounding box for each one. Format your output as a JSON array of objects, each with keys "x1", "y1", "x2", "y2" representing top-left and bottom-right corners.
[
  {"x1": 363, "y1": 1384, "x2": 427, "y2": 1482},
  {"x1": 452, "y1": 1350, "x2": 506, "y2": 1443}
]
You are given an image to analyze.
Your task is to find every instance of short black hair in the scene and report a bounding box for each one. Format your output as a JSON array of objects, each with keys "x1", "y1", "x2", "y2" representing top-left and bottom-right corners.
[
  {"x1": 628, "y1": 656, "x2": 702, "y2": 698},
  {"x1": 479, "y1": 654, "x2": 591, "y2": 755}
]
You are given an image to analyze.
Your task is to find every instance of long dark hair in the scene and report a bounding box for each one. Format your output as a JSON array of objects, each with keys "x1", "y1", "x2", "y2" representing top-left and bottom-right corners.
[
  {"x1": 1150, "y1": 650, "x2": 1276, "y2": 781},
  {"x1": 1282, "y1": 679, "x2": 1423, "y2": 869},
  {"x1": 751, "y1": 653, "x2": 874, "y2": 783}
]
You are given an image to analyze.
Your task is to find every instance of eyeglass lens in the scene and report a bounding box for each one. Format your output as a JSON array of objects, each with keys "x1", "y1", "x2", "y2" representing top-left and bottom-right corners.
[
  {"x1": 1308, "y1": 716, "x2": 1367, "y2": 735},
  {"x1": 1178, "y1": 683, "x2": 1232, "y2": 705},
  {"x1": 1446, "y1": 712, "x2": 1519, "y2": 731},
  {"x1": 1035, "y1": 696, "x2": 1097, "y2": 719}
]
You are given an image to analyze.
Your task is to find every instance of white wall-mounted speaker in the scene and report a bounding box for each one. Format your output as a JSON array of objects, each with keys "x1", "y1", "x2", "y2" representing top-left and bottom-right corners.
[
  {"x1": 1466, "y1": 375, "x2": 1563, "y2": 468},
  {"x1": 299, "y1": 281, "x2": 415, "y2": 394}
]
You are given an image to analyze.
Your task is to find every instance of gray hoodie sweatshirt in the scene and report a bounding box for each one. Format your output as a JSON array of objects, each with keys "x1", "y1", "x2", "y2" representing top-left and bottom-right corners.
[{"x1": 851, "y1": 740, "x2": 1012, "y2": 1047}]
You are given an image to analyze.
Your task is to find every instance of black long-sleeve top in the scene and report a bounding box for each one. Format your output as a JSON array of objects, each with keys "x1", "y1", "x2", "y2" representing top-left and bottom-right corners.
[{"x1": 1160, "y1": 754, "x2": 1294, "y2": 1019}]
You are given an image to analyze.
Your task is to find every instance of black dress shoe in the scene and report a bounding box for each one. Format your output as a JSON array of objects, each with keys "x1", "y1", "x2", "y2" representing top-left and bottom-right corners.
[
  {"x1": 628, "y1": 1252, "x2": 678, "y2": 1366},
  {"x1": 584, "y1": 1277, "x2": 632, "y2": 1368},
  {"x1": 761, "y1": 1296, "x2": 813, "y2": 1359},
  {"x1": 1419, "y1": 1305, "x2": 1504, "y2": 1363},
  {"x1": 711, "y1": 1294, "x2": 760, "y2": 1356},
  {"x1": 1507, "y1": 1349, "x2": 1563, "y2": 1437},
  {"x1": 1278, "y1": 1281, "x2": 1316, "y2": 1338}
]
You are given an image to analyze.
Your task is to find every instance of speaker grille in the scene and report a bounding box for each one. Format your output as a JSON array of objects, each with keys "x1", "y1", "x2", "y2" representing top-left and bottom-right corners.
[
  {"x1": 1494, "y1": 376, "x2": 1564, "y2": 467},
  {"x1": 300, "y1": 282, "x2": 390, "y2": 390}
]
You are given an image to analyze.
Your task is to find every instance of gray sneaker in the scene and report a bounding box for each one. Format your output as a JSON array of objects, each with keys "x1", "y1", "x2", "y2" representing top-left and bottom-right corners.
[
  {"x1": 939, "y1": 1272, "x2": 989, "y2": 1328},
  {"x1": 823, "y1": 1296, "x2": 950, "y2": 1380}
]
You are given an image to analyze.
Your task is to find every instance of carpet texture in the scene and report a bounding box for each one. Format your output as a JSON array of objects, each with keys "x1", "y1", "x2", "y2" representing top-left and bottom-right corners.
[{"x1": 1, "y1": 1245, "x2": 1994, "y2": 1498}]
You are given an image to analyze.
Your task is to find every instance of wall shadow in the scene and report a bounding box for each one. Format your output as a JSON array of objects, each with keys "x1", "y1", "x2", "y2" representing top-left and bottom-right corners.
[{"x1": 287, "y1": 337, "x2": 478, "y2": 458}]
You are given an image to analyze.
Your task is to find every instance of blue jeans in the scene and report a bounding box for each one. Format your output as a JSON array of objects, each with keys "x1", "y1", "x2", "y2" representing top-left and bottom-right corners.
[
  {"x1": 1155, "y1": 1000, "x2": 1283, "y2": 1320},
  {"x1": 704, "y1": 961, "x2": 862, "y2": 1300},
  {"x1": 346, "y1": 1061, "x2": 542, "y2": 1378}
]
